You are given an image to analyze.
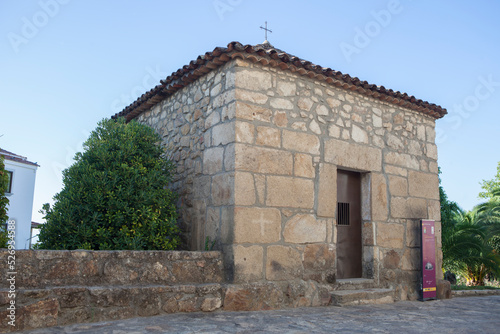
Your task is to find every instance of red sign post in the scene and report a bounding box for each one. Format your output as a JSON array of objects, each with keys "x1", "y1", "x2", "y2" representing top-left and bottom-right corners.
[{"x1": 421, "y1": 220, "x2": 437, "y2": 300}]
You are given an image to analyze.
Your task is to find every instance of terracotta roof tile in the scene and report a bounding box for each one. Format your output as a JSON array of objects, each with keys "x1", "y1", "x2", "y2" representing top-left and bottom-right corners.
[
  {"x1": 1, "y1": 148, "x2": 39, "y2": 167},
  {"x1": 113, "y1": 41, "x2": 447, "y2": 121}
]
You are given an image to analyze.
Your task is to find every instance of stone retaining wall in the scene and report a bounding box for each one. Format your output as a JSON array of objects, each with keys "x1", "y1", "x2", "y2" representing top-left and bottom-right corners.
[
  {"x1": 0, "y1": 250, "x2": 224, "y2": 290},
  {"x1": 0, "y1": 250, "x2": 332, "y2": 332},
  {"x1": 0, "y1": 250, "x2": 224, "y2": 332}
]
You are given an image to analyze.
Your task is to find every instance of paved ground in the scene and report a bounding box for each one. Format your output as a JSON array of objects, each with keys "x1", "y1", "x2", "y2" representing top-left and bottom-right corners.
[{"x1": 18, "y1": 296, "x2": 500, "y2": 333}]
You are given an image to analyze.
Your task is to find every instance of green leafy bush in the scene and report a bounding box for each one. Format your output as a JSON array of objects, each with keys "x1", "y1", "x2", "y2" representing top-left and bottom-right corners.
[
  {"x1": 0, "y1": 156, "x2": 10, "y2": 248},
  {"x1": 38, "y1": 118, "x2": 180, "y2": 250}
]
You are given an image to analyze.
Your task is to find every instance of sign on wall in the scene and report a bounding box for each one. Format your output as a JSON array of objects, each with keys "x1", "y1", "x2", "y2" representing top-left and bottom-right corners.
[{"x1": 421, "y1": 219, "x2": 437, "y2": 300}]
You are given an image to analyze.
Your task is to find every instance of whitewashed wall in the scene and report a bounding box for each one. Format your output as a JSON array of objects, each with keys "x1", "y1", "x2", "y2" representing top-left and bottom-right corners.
[{"x1": 4, "y1": 159, "x2": 37, "y2": 249}]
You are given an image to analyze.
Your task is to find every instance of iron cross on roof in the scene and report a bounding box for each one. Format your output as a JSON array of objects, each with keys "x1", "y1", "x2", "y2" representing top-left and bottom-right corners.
[{"x1": 260, "y1": 21, "x2": 272, "y2": 42}]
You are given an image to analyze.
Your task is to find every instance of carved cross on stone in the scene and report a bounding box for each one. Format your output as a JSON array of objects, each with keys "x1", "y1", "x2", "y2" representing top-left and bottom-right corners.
[{"x1": 254, "y1": 211, "x2": 273, "y2": 236}]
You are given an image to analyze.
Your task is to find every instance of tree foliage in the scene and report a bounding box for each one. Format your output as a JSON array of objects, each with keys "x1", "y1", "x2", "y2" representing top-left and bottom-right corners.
[
  {"x1": 0, "y1": 156, "x2": 9, "y2": 248},
  {"x1": 439, "y1": 167, "x2": 460, "y2": 235},
  {"x1": 476, "y1": 189, "x2": 500, "y2": 257},
  {"x1": 37, "y1": 118, "x2": 180, "y2": 250},
  {"x1": 441, "y1": 167, "x2": 500, "y2": 286},
  {"x1": 0, "y1": 155, "x2": 9, "y2": 224},
  {"x1": 442, "y1": 209, "x2": 500, "y2": 286},
  {"x1": 479, "y1": 161, "x2": 500, "y2": 200}
]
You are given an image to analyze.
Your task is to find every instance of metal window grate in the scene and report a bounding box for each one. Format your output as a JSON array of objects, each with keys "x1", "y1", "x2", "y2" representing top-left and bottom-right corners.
[{"x1": 337, "y1": 202, "x2": 350, "y2": 225}]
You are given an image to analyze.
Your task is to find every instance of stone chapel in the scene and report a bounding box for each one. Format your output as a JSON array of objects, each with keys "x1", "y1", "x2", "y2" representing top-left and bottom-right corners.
[{"x1": 113, "y1": 41, "x2": 447, "y2": 301}]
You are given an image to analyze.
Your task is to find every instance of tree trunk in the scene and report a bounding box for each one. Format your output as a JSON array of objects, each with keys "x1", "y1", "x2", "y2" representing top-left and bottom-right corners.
[{"x1": 466, "y1": 265, "x2": 486, "y2": 286}]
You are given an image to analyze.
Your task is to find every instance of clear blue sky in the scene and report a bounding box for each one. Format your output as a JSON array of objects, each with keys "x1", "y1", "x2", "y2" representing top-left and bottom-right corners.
[{"x1": 1, "y1": 0, "x2": 499, "y2": 223}]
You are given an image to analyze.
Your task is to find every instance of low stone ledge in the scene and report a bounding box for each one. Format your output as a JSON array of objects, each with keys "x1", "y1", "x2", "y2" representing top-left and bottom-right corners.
[
  {"x1": 452, "y1": 289, "x2": 500, "y2": 297},
  {"x1": 0, "y1": 283, "x2": 224, "y2": 332}
]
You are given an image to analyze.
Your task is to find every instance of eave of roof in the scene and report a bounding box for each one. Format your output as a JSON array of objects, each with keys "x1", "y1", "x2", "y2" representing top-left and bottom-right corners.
[
  {"x1": 1, "y1": 148, "x2": 39, "y2": 167},
  {"x1": 113, "y1": 41, "x2": 447, "y2": 122}
]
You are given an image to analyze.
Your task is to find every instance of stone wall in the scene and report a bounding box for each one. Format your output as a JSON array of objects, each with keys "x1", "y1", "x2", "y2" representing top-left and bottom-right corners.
[
  {"x1": 0, "y1": 250, "x2": 224, "y2": 332},
  {"x1": 136, "y1": 57, "x2": 441, "y2": 300},
  {"x1": 137, "y1": 62, "x2": 237, "y2": 251},
  {"x1": 227, "y1": 59, "x2": 441, "y2": 300},
  {"x1": 0, "y1": 250, "x2": 224, "y2": 289}
]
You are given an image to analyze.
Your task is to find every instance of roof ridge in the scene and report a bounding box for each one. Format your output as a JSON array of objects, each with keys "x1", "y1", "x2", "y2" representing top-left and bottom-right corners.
[{"x1": 113, "y1": 41, "x2": 447, "y2": 121}]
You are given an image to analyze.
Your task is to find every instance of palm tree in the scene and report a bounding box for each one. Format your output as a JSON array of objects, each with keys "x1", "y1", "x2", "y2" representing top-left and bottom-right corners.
[
  {"x1": 476, "y1": 189, "x2": 500, "y2": 282},
  {"x1": 442, "y1": 196, "x2": 500, "y2": 286},
  {"x1": 476, "y1": 189, "x2": 500, "y2": 227}
]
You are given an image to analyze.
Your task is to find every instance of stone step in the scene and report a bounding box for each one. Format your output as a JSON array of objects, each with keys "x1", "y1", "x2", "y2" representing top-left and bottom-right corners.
[
  {"x1": 330, "y1": 288, "x2": 395, "y2": 307},
  {"x1": 332, "y1": 278, "x2": 378, "y2": 291}
]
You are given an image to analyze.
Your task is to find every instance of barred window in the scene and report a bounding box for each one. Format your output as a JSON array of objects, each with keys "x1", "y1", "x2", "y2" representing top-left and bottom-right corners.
[{"x1": 337, "y1": 202, "x2": 350, "y2": 226}]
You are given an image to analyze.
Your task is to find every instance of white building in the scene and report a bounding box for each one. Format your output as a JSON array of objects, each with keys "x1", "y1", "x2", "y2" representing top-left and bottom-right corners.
[{"x1": 1, "y1": 148, "x2": 39, "y2": 249}]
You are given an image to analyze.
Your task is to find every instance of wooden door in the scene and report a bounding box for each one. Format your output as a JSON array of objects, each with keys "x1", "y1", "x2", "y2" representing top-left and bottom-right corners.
[{"x1": 336, "y1": 170, "x2": 362, "y2": 279}]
